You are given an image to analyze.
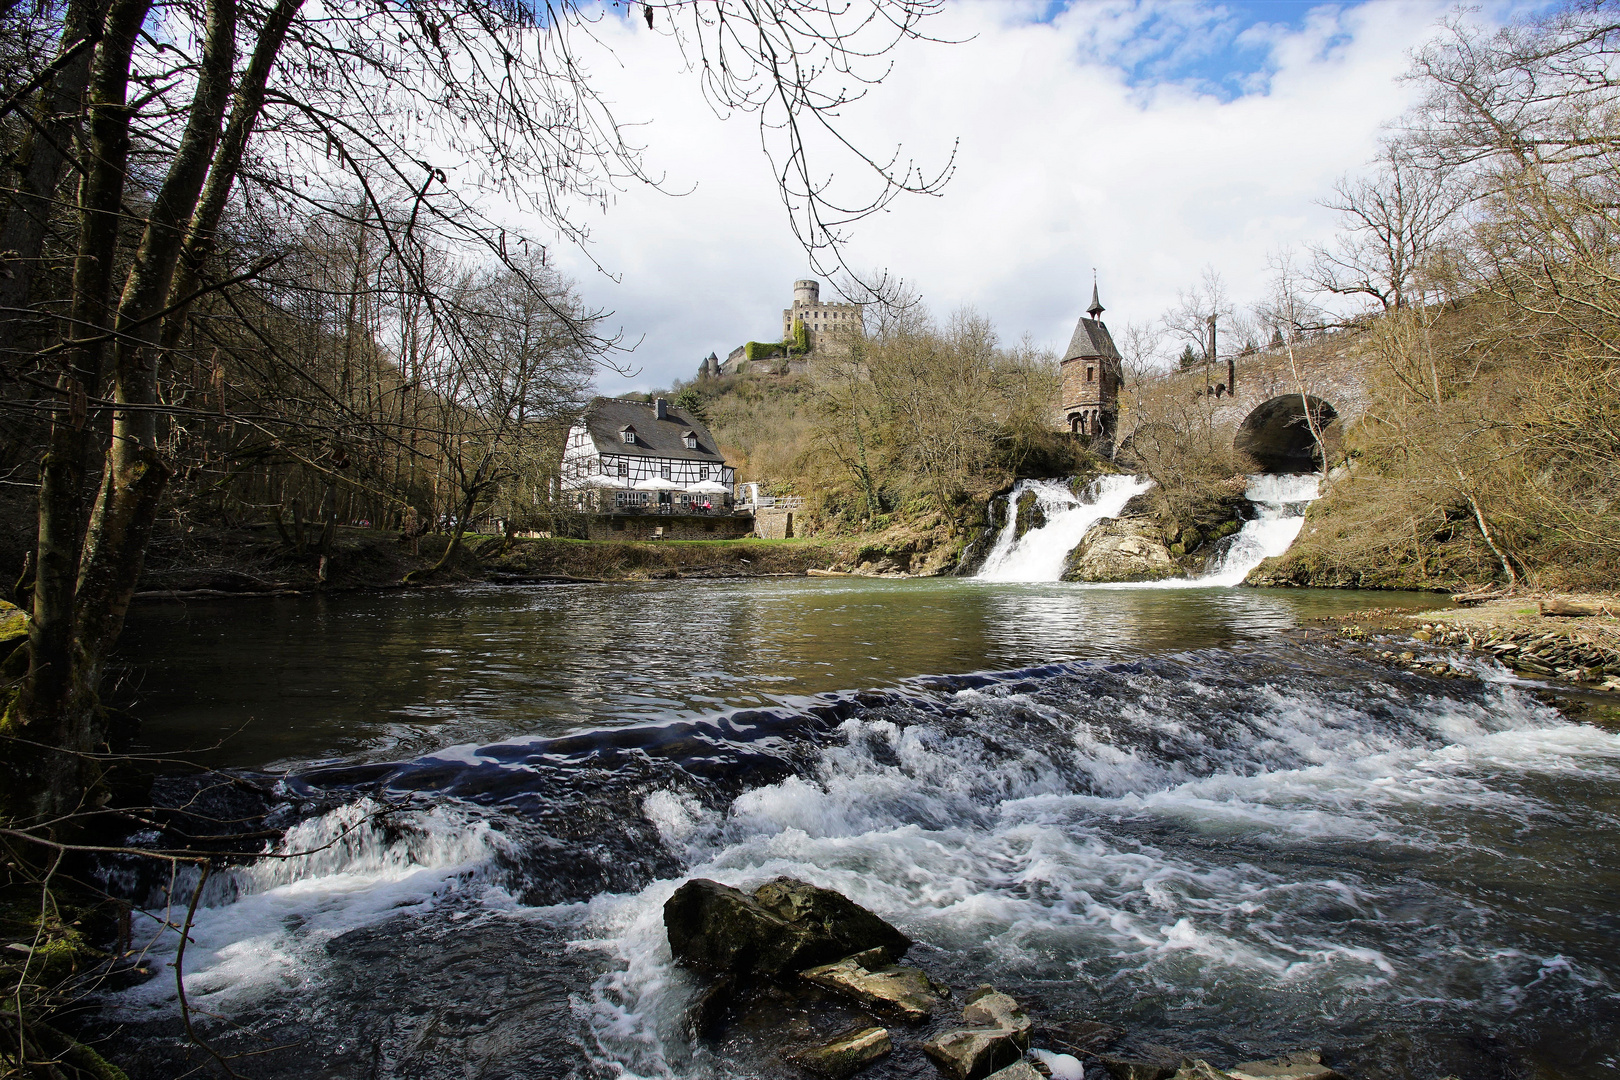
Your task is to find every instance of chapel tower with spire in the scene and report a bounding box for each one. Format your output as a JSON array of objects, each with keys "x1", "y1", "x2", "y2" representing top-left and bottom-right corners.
[{"x1": 1059, "y1": 278, "x2": 1123, "y2": 451}]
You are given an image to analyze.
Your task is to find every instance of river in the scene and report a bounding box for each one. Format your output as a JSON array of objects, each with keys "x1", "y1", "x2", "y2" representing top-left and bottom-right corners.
[{"x1": 95, "y1": 578, "x2": 1620, "y2": 1079}]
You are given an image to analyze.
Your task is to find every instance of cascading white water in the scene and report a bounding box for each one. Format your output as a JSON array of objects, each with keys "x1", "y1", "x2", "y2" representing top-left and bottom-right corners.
[
  {"x1": 1192, "y1": 473, "x2": 1322, "y2": 586},
  {"x1": 977, "y1": 475, "x2": 1153, "y2": 582}
]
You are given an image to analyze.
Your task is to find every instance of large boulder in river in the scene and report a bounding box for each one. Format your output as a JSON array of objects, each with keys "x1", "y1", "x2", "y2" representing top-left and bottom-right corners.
[
  {"x1": 1062, "y1": 516, "x2": 1178, "y2": 582},
  {"x1": 664, "y1": 877, "x2": 910, "y2": 976}
]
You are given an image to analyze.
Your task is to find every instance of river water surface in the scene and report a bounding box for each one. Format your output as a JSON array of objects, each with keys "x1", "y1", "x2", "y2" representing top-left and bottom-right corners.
[{"x1": 99, "y1": 580, "x2": 1620, "y2": 1079}]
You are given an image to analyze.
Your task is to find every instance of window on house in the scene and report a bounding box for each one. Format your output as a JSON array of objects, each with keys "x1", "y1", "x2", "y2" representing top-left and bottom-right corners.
[
  {"x1": 622, "y1": 428, "x2": 636, "y2": 444},
  {"x1": 683, "y1": 432, "x2": 697, "y2": 449},
  {"x1": 699, "y1": 467, "x2": 710, "y2": 481},
  {"x1": 1087, "y1": 366, "x2": 1095, "y2": 383},
  {"x1": 617, "y1": 461, "x2": 629, "y2": 477},
  {"x1": 660, "y1": 465, "x2": 671, "y2": 480}
]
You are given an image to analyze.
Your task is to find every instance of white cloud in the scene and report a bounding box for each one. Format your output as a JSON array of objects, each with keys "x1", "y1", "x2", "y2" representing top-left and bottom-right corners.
[{"x1": 536, "y1": 0, "x2": 1505, "y2": 394}]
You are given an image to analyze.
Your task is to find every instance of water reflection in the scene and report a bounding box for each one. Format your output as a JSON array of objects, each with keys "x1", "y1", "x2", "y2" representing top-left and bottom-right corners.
[{"x1": 115, "y1": 579, "x2": 1443, "y2": 770}]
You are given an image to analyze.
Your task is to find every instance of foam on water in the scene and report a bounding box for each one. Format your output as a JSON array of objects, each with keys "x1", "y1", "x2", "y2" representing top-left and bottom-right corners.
[
  {"x1": 106, "y1": 799, "x2": 513, "y2": 1016},
  {"x1": 568, "y1": 665, "x2": 1620, "y2": 1076},
  {"x1": 1197, "y1": 473, "x2": 1322, "y2": 586}
]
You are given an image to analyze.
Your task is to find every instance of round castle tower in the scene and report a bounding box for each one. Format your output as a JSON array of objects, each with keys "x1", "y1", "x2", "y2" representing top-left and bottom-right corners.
[{"x1": 793, "y1": 280, "x2": 820, "y2": 304}]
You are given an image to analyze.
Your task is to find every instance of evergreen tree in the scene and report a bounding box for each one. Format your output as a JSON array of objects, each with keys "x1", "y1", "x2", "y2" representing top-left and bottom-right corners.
[{"x1": 673, "y1": 387, "x2": 709, "y2": 422}]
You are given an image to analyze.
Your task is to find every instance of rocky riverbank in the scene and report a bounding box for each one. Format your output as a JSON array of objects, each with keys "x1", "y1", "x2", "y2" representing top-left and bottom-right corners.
[
  {"x1": 1326, "y1": 594, "x2": 1620, "y2": 684},
  {"x1": 1314, "y1": 594, "x2": 1620, "y2": 731},
  {"x1": 663, "y1": 876, "x2": 1384, "y2": 1080}
]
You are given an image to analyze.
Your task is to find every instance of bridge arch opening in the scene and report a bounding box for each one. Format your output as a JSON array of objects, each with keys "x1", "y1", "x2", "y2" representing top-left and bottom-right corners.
[{"x1": 1235, "y1": 395, "x2": 1337, "y2": 473}]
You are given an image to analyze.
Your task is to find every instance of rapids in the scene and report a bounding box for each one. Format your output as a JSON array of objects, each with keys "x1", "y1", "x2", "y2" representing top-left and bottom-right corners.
[{"x1": 93, "y1": 582, "x2": 1620, "y2": 1080}]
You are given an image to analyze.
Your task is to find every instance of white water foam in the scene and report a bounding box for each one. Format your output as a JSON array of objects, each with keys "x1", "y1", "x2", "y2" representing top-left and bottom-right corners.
[
  {"x1": 105, "y1": 799, "x2": 513, "y2": 1016},
  {"x1": 576, "y1": 678, "x2": 1620, "y2": 1077},
  {"x1": 1195, "y1": 473, "x2": 1322, "y2": 586},
  {"x1": 977, "y1": 475, "x2": 1153, "y2": 582}
]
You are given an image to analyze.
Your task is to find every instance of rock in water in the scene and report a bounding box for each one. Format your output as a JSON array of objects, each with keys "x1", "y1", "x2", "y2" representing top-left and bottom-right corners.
[
  {"x1": 800, "y1": 956, "x2": 945, "y2": 1021},
  {"x1": 961, "y1": 989, "x2": 1031, "y2": 1043},
  {"x1": 1227, "y1": 1051, "x2": 1346, "y2": 1080},
  {"x1": 922, "y1": 1027, "x2": 1025, "y2": 1080},
  {"x1": 1100, "y1": 1056, "x2": 1180, "y2": 1080},
  {"x1": 984, "y1": 1064, "x2": 1045, "y2": 1080},
  {"x1": 1035, "y1": 1019, "x2": 1123, "y2": 1055},
  {"x1": 923, "y1": 986, "x2": 1034, "y2": 1080},
  {"x1": 664, "y1": 877, "x2": 909, "y2": 976},
  {"x1": 664, "y1": 879, "x2": 805, "y2": 974},
  {"x1": 1062, "y1": 517, "x2": 1178, "y2": 582},
  {"x1": 753, "y1": 877, "x2": 912, "y2": 959},
  {"x1": 783, "y1": 1025, "x2": 893, "y2": 1079},
  {"x1": 1174, "y1": 1063, "x2": 1237, "y2": 1080}
]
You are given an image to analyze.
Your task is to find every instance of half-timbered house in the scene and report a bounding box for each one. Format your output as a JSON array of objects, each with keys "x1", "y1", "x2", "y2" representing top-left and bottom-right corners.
[{"x1": 560, "y1": 397, "x2": 735, "y2": 513}]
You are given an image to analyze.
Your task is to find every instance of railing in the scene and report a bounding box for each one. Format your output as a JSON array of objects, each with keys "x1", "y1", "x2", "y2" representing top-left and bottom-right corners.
[
  {"x1": 609, "y1": 503, "x2": 742, "y2": 517},
  {"x1": 748, "y1": 495, "x2": 804, "y2": 511}
]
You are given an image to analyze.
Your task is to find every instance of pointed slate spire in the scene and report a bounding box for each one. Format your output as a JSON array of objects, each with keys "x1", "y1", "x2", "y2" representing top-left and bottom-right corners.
[{"x1": 1087, "y1": 277, "x2": 1105, "y2": 320}]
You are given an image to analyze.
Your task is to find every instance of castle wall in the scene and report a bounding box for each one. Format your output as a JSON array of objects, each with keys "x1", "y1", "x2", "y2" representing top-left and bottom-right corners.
[{"x1": 783, "y1": 299, "x2": 864, "y2": 342}]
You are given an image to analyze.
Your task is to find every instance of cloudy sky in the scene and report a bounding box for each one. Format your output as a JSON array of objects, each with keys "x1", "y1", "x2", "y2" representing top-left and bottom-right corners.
[{"x1": 540, "y1": 0, "x2": 1517, "y2": 395}]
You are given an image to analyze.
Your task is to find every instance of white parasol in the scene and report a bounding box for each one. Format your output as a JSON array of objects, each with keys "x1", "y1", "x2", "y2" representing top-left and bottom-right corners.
[
  {"x1": 636, "y1": 476, "x2": 682, "y2": 491},
  {"x1": 688, "y1": 480, "x2": 730, "y2": 494}
]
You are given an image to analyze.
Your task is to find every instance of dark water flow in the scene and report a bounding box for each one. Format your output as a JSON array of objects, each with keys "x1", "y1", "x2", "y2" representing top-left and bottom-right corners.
[
  {"x1": 114, "y1": 579, "x2": 1435, "y2": 770},
  {"x1": 95, "y1": 581, "x2": 1620, "y2": 1080}
]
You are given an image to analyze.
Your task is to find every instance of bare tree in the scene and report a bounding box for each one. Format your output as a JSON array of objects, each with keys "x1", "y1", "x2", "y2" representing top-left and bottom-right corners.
[
  {"x1": 1160, "y1": 266, "x2": 1233, "y2": 395},
  {"x1": 1257, "y1": 252, "x2": 1333, "y2": 468},
  {"x1": 1306, "y1": 141, "x2": 1468, "y2": 313},
  {"x1": 415, "y1": 256, "x2": 595, "y2": 574}
]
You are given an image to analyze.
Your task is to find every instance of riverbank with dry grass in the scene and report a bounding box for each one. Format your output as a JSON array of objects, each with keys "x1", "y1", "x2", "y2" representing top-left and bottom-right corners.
[
  {"x1": 128, "y1": 524, "x2": 889, "y2": 596},
  {"x1": 122, "y1": 510, "x2": 982, "y2": 597}
]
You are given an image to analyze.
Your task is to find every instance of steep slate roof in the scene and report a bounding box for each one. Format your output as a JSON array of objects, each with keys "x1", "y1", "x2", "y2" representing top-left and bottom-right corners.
[
  {"x1": 1063, "y1": 317, "x2": 1121, "y2": 363},
  {"x1": 579, "y1": 397, "x2": 726, "y2": 463}
]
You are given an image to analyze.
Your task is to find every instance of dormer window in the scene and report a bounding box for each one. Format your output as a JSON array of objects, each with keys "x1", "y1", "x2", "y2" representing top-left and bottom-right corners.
[
  {"x1": 682, "y1": 430, "x2": 698, "y2": 450},
  {"x1": 620, "y1": 425, "x2": 637, "y2": 445}
]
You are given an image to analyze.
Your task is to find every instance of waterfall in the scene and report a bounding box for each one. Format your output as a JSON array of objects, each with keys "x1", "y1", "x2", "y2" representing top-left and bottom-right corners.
[
  {"x1": 1190, "y1": 473, "x2": 1322, "y2": 586},
  {"x1": 977, "y1": 475, "x2": 1153, "y2": 582}
]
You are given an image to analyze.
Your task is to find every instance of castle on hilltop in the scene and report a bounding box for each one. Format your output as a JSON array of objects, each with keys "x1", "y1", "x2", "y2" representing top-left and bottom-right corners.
[
  {"x1": 1059, "y1": 282, "x2": 1122, "y2": 450},
  {"x1": 699, "y1": 279, "x2": 864, "y2": 379},
  {"x1": 782, "y1": 279, "x2": 862, "y2": 345}
]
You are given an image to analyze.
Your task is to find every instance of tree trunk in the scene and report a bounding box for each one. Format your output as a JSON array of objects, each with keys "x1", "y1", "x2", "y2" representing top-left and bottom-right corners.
[
  {"x1": 0, "y1": 0, "x2": 109, "y2": 328},
  {"x1": 18, "y1": 0, "x2": 155, "y2": 810},
  {"x1": 158, "y1": 0, "x2": 304, "y2": 352},
  {"x1": 427, "y1": 480, "x2": 486, "y2": 576}
]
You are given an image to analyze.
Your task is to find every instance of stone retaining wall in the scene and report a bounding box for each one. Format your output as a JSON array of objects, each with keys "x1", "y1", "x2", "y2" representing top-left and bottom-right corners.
[
  {"x1": 754, "y1": 508, "x2": 796, "y2": 539},
  {"x1": 584, "y1": 513, "x2": 755, "y2": 542}
]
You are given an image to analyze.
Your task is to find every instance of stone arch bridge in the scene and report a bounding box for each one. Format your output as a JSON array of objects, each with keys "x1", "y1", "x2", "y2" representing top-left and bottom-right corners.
[{"x1": 1124, "y1": 331, "x2": 1374, "y2": 473}]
